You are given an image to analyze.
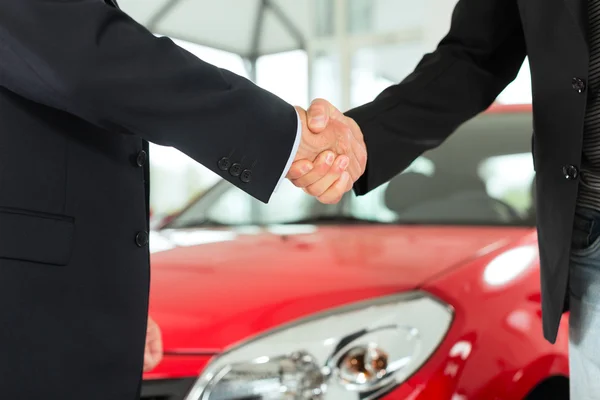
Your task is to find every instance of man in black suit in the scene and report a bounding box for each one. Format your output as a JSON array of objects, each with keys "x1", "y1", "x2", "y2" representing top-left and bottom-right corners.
[
  {"x1": 0, "y1": 0, "x2": 366, "y2": 399},
  {"x1": 289, "y1": 0, "x2": 600, "y2": 396}
]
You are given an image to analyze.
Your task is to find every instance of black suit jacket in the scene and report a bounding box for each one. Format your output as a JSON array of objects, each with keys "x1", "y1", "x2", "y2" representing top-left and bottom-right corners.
[
  {"x1": 347, "y1": 0, "x2": 587, "y2": 344},
  {"x1": 0, "y1": 0, "x2": 296, "y2": 398}
]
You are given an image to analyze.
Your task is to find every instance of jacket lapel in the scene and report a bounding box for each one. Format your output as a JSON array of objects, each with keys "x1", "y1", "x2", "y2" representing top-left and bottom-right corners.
[{"x1": 565, "y1": 0, "x2": 588, "y2": 45}]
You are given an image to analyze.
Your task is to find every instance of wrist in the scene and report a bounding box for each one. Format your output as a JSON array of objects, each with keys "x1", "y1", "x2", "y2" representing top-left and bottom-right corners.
[{"x1": 293, "y1": 106, "x2": 311, "y2": 162}]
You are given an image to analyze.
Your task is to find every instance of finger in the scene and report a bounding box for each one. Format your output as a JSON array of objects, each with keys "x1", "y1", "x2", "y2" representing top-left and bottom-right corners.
[
  {"x1": 345, "y1": 118, "x2": 367, "y2": 179},
  {"x1": 346, "y1": 117, "x2": 365, "y2": 143},
  {"x1": 292, "y1": 151, "x2": 345, "y2": 188},
  {"x1": 345, "y1": 174, "x2": 354, "y2": 192},
  {"x1": 346, "y1": 138, "x2": 366, "y2": 182},
  {"x1": 330, "y1": 121, "x2": 361, "y2": 183},
  {"x1": 344, "y1": 139, "x2": 362, "y2": 182},
  {"x1": 307, "y1": 99, "x2": 345, "y2": 133},
  {"x1": 149, "y1": 326, "x2": 163, "y2": 363},
  {"x1": 149, "y1": 343, "x2": 163, "y2": 369},
  {"x1": 350, "y1": 120, "x2": 367, "y2": 175},
  {"x1": 144, "y1": 318, "x2": 163, "y2": 371},
  {"x1": 305, "y1": 156, "x2": 350, "y2": 197},
  {"x1": 306, "y1": 99, "x2": 331, "y2": 133},
  {"x1": 143, "y1": 347, "x2": 154, "y2": 371},
  {"x1": 143, "y1": 343, "x2": 162, "y2": 371},
  {"x1": 355, "y1": 139, "x2": 367, "y2": 176},
  {"x1": 287, "y1": 160, "x2": 314, "y2": 181},
  {"x1": 317, "y1": 172, "x2": 351, "y2": 204}
]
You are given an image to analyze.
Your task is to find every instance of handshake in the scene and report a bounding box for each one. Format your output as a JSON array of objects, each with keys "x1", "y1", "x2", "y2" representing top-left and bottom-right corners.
[{"x1": 287, "y1": 99, "x2": 367, "y2": 204}]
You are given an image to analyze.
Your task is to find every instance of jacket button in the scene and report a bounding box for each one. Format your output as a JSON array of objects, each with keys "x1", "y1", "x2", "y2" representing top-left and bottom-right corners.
[
  {"x1": 240, "y1": 169, "x2": 252, "y2": 183},
  {"x1": 563, "y1": 165, "x2": 579, "y2": 180},
  {"x1": 135, "y1": 231, "x2": 149, "y2": 247},
  {"x1": 572, "y1": 77, "x2": 586, "y2": 93},
  {"x1": 229, "y1": 163, "x2": 242, "y2": 177},
  {"x1": 135, "y1": 150, "x2": 147, "y2": 167},
  {"x1": 218, "y1": 157, "x2": 231, "y2": 171}
]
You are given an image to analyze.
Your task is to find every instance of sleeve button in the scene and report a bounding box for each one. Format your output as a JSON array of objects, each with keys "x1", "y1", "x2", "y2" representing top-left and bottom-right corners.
[
  {"x1": 240, "y1": 169, "x2": 252, "y2": 183},
  {"x1": 218, "y1": 157, "x2": 231, "y2": 171},
  {"x1": 229, "y1": 163, "x2": 242, "y2": 177}
]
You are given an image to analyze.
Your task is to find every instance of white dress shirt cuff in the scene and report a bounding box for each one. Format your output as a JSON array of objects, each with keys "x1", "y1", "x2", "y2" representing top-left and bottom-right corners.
[{"x1": 274, "y1": 109, "x2": 302, "y2": 192}]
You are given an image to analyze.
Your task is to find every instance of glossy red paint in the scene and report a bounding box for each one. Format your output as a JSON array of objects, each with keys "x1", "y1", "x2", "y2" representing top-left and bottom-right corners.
[
  {"x1": 148, "y1": 226, "x2": 527, "y2": 352},
  {"x1": 385, "y1": 231, "x2": 569, "y2": 399}
]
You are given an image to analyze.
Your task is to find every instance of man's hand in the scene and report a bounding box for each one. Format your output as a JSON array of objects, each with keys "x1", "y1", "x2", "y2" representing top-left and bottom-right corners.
[
  {"x1": 143, "y1": 316, "x2": 163, "y2": 372},
  {"x1": 288, "y1": 99, "x2": 366, "y2": 204}
]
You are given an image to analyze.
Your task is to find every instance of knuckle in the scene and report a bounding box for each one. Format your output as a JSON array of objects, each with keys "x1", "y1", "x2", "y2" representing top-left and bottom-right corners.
[
  {"x1": 294, "y1": 177, "x2": 313, "y2": 188},
  {"x1": 338, "y1": 138, "x2": 350, "y2": 154},
  {"x1": 329, "y1": 195, "x2": 343, "y2": 204},
  {"x1": 306, "y1": 185, "x2": 322, "y2": 197},
  {"x1": 316, "y1": 156, "x2": 330, "y2": 167},
  {"x1": 287, "y1": 169, "x2": 302, "y2": 180},
  {"x1": 310, "y1": 98, "x2": 328, "y2": 112},
  {"x1": 320, "y1": 189, "x2": 343, "y2": 204},
  {"x1": 314, "y1": 164, "x2": 330, "y2": 177},
  {"x1": 359, "y1": 155, "x2": 367, "y2": 170},
  {"x1": 320, "y1": 196, "x2": 336, "y2": 205}
]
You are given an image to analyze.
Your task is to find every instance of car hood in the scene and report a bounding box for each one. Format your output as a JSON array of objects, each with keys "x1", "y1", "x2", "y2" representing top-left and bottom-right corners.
[{"x1": 148, "y1": 225, "x2": 530, "y2": 353}]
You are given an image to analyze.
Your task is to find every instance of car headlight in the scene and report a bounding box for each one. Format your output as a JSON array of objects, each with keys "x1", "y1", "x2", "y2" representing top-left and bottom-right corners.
[{"x1": 185, "y1": 292, "x2": 453, "y2": 400}]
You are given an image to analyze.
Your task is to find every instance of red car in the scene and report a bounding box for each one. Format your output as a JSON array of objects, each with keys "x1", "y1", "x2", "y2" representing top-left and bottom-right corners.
[{"x1": 141, "y1": 104, "x2": 570, "y2": 400}]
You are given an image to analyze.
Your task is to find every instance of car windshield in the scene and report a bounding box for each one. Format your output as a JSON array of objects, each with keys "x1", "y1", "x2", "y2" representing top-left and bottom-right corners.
[{"x1": 165, "y1": 109, "x2": 536, "y2": 229}]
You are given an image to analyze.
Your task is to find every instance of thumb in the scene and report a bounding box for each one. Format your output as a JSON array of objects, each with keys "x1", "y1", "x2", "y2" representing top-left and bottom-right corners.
[
  {"x1": 143, "y1": 348, "x2": 153, "y2": 371},
  {"x1": 307, "y1": 98, "x2": 331, "y2": 133}
]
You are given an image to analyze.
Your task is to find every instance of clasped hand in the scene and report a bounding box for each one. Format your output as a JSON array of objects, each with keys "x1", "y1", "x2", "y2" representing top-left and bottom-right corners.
[{"x1": 287, "y1": 99, "x2": 367, "y2": 204}]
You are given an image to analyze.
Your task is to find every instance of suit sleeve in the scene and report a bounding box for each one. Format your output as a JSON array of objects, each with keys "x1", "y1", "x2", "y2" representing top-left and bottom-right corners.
[
  {"x1": 345, "y1": 0, "x2": 527, "y2": 195},
  {"x1": 0, "y1": 0, "x2": 297, "y2": 203}
]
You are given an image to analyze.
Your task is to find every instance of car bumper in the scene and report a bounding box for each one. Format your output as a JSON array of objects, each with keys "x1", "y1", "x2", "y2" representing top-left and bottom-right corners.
[
  {"x1": 141, "y1": 378, "x2": 197, "y2": 400},
  {"x1": 141, "y1": 342, "x2": 469, "y2": 400},
  {"x1": 142, "y1": 354, "x2": 213, "y2": 400}
]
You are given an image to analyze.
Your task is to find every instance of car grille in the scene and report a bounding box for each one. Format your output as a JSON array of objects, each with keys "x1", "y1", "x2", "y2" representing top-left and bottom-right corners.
[{"x1": 140, "y1": 378, "x2": 197, "y2": 400}]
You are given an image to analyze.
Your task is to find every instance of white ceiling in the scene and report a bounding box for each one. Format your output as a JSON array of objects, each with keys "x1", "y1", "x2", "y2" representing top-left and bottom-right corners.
[{"x1": 119, "y1": 0, "x2": 310, "y2": 57}]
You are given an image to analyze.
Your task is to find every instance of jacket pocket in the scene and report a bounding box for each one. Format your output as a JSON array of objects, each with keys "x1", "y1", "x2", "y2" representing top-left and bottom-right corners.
[{"x1": 0, "y1": 207, "x2": 74, "y2": 266}]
